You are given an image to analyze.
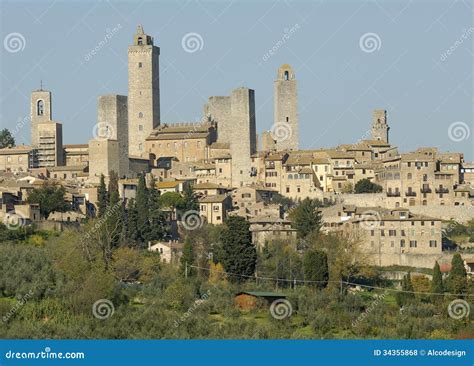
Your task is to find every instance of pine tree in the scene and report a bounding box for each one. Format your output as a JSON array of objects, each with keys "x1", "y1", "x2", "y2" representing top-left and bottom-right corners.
[
  {"x1": 218, "y1": 216, "x2": 256, "y2": 283},
  {"x1": 97, "y1": 174, "x2": 108, "y2": 218},
  {"x1": 447, "y1": 253, "x2": 468, "y2": 295}
]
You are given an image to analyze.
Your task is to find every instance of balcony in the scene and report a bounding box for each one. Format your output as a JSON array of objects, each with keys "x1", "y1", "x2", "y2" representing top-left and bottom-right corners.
[
  {"x1": 420, "y1": 187, "x2": 432, "y2": 194},
  {"x1": 435, "y1": 187, "x2": 449, "y2": 194},
  {"x1": 405, "y1": 191, "x2": 416, "y2": 197},
  {"x1": 387, "y1": 191, "x2": 400, "y2": 197}
]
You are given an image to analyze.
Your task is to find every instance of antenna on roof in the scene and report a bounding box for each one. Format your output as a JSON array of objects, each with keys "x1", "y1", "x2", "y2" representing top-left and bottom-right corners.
[{"x1": 39, "y1": 80, "x2": 43, "y2": 91}]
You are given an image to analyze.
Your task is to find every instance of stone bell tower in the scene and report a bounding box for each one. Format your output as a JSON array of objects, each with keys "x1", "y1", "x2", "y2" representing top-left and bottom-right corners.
[
  {"x1": 128, "y1": 25, "x2": 160, "y2": 157},
  {"x1": 274, "y1": 64, "x2": 298, "y2": 151}
]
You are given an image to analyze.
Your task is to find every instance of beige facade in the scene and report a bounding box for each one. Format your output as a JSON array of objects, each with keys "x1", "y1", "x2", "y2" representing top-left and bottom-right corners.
[
  {"x1": 199, "y1": 194, "x2": 231, "y2": 225},
  {"x1": 36, "y1": 121, "x2": 63, "y2": 167},
  {"x1": 0, "y1": 146, "x2": 31, "y2": 172},
  {"x1": 64, "y1": 144, "x2": 89, "y2": 167}
]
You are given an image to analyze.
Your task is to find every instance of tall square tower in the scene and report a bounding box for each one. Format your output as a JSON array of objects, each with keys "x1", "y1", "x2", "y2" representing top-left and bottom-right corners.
[
  {"x1": 30, "y1": 89, "x2": 52, "y2": 147},
  {"x1": 128, "y1": 25, "x2": 160, "y2": 157},
  {"x1": 274, "y1": 64, "x2": 298, "y2": 151}
]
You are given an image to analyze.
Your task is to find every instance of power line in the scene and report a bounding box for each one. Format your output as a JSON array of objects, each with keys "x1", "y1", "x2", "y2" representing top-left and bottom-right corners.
[{"x1": 189, "y1": 264, "x2": 474, "y2": 297}]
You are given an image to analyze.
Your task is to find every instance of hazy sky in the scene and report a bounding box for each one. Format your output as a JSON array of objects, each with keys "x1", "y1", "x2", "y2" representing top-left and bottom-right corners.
[{"x1": 1, "y1": 0, "x2": 472, "y2": 160}]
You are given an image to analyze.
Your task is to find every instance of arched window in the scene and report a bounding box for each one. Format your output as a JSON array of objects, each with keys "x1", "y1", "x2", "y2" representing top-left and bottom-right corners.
[
  {"x1": 284, "y1": 70, "x2": 289, "y2": 80},
  {"x1": 37, "y1": 100, "x2": 44, "y2": 116},
  {"x1": 138, "y1": 112, "x2": 143, "y2": 118},
  {"x1": 288, "y1": 174, "x2": 293, "y2": 179},
  {"x1": 137, "y1": 37, "x2": 143, "y2": 45}
]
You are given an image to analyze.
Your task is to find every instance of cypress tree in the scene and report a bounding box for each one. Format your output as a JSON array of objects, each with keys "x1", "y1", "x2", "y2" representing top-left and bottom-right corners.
[
  {"x1": 135, "y1": 173, "x2": 150, "y2": 246},
  {"x1": 303, "y1": 249, "x2": 329, "y2": 289},
  {"x1": 218, "y1": 216, "x2": 256, "y2": 283},
  {"x1": 180, "y1": 238, "x2": 195, "y2": 277},
  {"x1": 97, "y1": 174, "x2": 107, "y2": 217},
  {"x1": 447, "y1": 253, "x2": 467, "y2": 295}
]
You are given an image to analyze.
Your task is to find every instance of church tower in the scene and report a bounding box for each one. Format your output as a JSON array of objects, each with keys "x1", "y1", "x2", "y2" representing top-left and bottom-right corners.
[
  {"x1": 371, "y1": 109, "x2": 389, "y2": 143},
  {"x1": 128, "y1": 25, "x2": 160, "y2": 157},
  {"x1": 30, "y1": 86, "x2": 52, "y2": 147},
  {"x1": 274, "y1": 64, "x2": 298, "y2": 151}
]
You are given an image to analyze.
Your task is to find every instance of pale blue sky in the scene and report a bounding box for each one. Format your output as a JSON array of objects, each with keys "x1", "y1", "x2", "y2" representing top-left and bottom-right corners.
[{"x1": 0, "y1": 0, "x2": 472, "y2": 160}]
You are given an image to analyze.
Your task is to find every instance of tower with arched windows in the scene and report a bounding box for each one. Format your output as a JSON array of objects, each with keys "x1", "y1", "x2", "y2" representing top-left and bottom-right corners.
[
  {"x1": 128, "y1": 25, "x2": 160, "y2": 158},
  {"x1": 30, "y1": 88, "x2": 52, "y2": 147},
  {"x1": 274, "y1": 64, "x2": 298, "y2": 151}
]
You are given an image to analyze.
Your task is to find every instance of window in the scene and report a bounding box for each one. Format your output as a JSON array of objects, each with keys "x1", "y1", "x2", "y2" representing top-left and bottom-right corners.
[
  {"x1": 431, "y1": 221, "x2": 435, "y2": 226},
  {"x1": 297, "y1": 187, "x2": 301, "y2": 193},
  {"x1": 201, "y1": 205, "x2": 206, "y2": 211},
  {"x1": 400, "y1": 239, "x2": 405, "y2": 247},
  {"x1": 286, "y1": 187, "x2": 290, "y2": 193},
  {"x1": 371, "y1": 230, "x2": 374, "y2": 237},
  {"x1": 213, "y1": 205, "x2": 219, "y2": 212},
  {"x1": 138, "y1": 124, "x2": 143, "y2": 131},
  {"x1": 429, "y1": 240, "x2": 437, "y2": 247},
  {"x1": 407, "y1": 173, "x2": 412, "y2": 179},
  {"x1": 409, "y1": 240, "x2": 417, "y2": 248},
  {"x1": 381, "y1": 230, "x2": 385, "y2": 236},
  {"x1": 139, "y1": 143, "x2": 143, "y2": 151},
  {"x1": 401, "y1": 230, "x2": 405, "y2": 236},
  {"x1": 389, "y1": 230, "x2": 396, "y2": 236},
  {"x1": 284, "y1": 70, "x2": 289, "y2": 80},
  {"x1": 137, "y1": 37, "x2": 143, "y2": 45},
  {"x1": 138, "y1": 62, "x2": 142, "y2": 68},
  {"x1": 37, "y1": 100, "x2": 44, "y2": 116},
  {"x1": 139, "y1": 112, "x2": 143, "y2": 118},
  {"x1": 421, "y1": 221, "x2": 425, "y2": 226}
]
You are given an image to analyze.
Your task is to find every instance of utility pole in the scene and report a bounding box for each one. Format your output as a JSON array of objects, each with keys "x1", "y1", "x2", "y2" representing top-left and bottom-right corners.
[{"x1": 185, "y1": 261, "x2": 188, "y2": 279}]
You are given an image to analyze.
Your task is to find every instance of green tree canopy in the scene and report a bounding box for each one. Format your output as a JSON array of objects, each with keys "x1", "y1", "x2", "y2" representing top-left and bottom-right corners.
[
  {"x1": 354, "y1": 178, "x2": 383, "y2": 193},
  {"x1": 0, "y1": 129, "x2": 15, "y2": 148},
  {"x1": 27, "y1": 183, "x2": 69, "y2": 218},
  {"x1": 303, "y1": 249, "x2": 329, "y2": 289},
  {"x1": 289, "y1": 198, "x2": 323, "y2": 239},
  {"x1": 447, "y1": 253, "x2": 468, "y2": 295},
  {"x1": 216, "y1": 216, "x2": 256, "y2": 283}
]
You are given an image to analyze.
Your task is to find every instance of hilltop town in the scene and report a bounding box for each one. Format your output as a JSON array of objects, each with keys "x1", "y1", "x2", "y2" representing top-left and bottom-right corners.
[{"x1": 1, "y1": 25, "x2": 473, "y2": 273}]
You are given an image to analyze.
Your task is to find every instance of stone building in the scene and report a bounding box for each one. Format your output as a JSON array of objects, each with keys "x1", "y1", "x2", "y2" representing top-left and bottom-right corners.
[
  {"x1": 249, "y1": 215, "x2": 297, "y2": 250},
  {"x1": 0, "y1": 146, "x2": 32, "y2": 172},
  {"x1": 322, "y1": 205, "x2": 442, "y2": 267},
  {"x1": 30, "y1": 88, "x2": 52, "y2": 148},
  {"x1": 274, "y1": 64, "x2": 298, "y2": 151},
  {"x1": 371, "y1": 109, "x2": 389, "y2": 143},
  {"x1": 128, "y1": 25, "x2": 160, "y2": 157},
  {"x1": 30, "y1": 88, "x2": 63, "y2": 168},
  {"x1": 203, "y1": 87, "x2": 257, "y2": 187},
  {"x1": 199, "y1": 194, "x2": 232, "y2": 225},
  {"x1": 145, "y1": 122, "x2": 217, "y2": 163},
  {"x1": 63, "y1": 144, "x2": 89, "y2": 167}
]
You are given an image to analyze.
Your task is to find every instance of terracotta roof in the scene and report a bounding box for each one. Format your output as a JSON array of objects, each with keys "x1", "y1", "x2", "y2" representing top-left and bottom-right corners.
[{"x1": 156, "y1": 181, "x2": 181, "y2": 189}]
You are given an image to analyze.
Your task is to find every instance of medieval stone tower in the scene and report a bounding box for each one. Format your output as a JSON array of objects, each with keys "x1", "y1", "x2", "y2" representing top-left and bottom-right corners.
[
  {"x1": 30, "y1": 88, "x2": 52, "y2": 147},
  {"x1": 371, "y1": 109, "x2": 389, "y2": 143},
  {"x1": 274, "y1": 64, "x2": 298, "y2": 151},
  {"x1": 128, "y1": 25, "x2": 160, "y2": 157}
]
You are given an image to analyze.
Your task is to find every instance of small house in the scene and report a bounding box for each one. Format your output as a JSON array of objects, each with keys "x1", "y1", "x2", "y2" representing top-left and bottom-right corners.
[{"x1": 234, "y1": 291, "x2": 287, "y2": 310}]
